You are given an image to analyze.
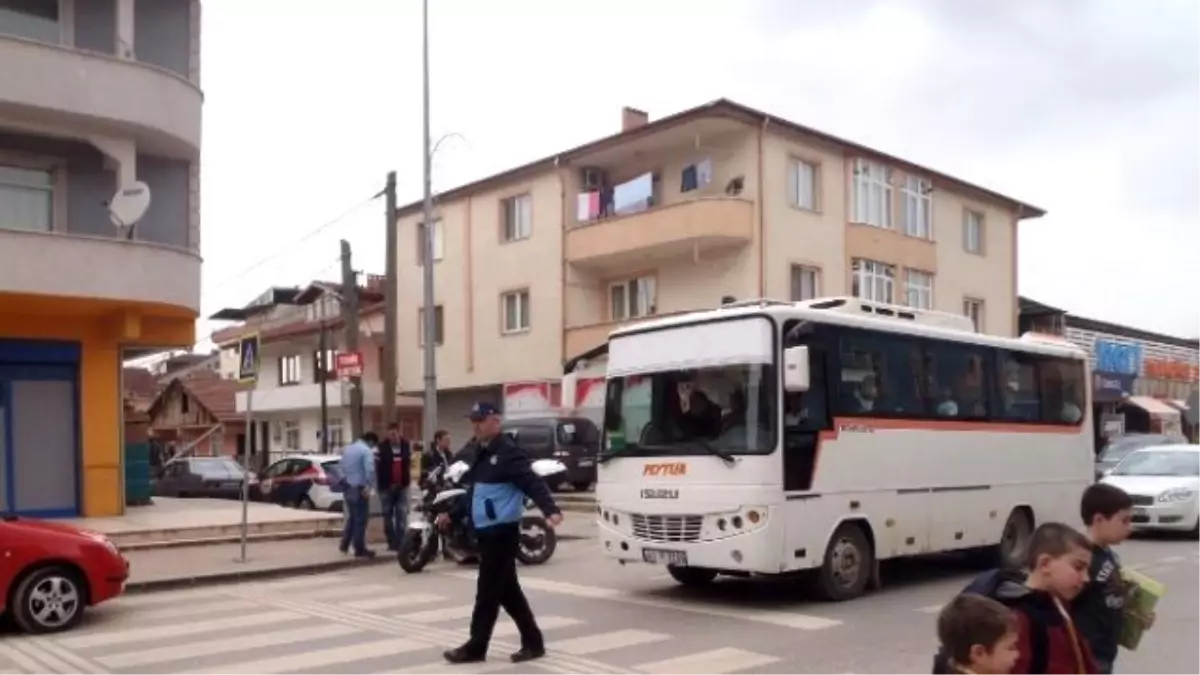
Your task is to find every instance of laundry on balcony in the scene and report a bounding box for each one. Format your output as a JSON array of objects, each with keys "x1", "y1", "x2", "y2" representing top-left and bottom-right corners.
[{"x1": 681, "y1": 158, "x2": 713, "y2": 193}]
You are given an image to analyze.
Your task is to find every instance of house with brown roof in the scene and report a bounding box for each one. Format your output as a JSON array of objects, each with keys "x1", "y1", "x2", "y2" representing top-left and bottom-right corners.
[{"x1": 147, "y1": 371, "x2": 248, "y2": 463}]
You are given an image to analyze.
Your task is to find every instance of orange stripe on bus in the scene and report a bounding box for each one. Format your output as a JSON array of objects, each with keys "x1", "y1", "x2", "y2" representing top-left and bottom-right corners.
[{"x1": 831, "y1": 417, "x2": 1083, "y2": 434}]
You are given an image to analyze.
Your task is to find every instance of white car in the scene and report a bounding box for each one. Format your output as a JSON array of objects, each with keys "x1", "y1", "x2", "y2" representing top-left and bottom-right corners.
[
  {"x1": 258, "y1": 454, "x2": 347, "y2": 511},
  {"x1": 1102, "y1": 444, "x2": 1199, "y2": 536}
]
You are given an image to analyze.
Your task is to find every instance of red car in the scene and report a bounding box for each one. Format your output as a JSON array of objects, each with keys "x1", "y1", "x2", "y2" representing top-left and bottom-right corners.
[{"x1": 0, "y1": 515, "x2": 129, "y2": 633}]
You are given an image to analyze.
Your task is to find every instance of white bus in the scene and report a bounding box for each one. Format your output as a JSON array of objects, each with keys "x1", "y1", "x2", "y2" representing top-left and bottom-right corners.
[{"x1": 594, "y1": 297, "x2": 1093, "y2": 600}]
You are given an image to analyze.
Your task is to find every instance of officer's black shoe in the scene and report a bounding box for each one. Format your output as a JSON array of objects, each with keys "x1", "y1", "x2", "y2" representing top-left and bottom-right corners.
[
  {"x1": 443, "y1": 646, "x2": 485, "y2": 664},
  {"x1": 511, "y1": 646, "x2": 546, "y2": 663}
]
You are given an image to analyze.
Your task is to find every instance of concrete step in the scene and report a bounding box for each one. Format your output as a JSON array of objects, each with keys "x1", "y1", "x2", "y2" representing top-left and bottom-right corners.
[{"x1": 108, "y1": 515, "x2": 342, "y2": 550}]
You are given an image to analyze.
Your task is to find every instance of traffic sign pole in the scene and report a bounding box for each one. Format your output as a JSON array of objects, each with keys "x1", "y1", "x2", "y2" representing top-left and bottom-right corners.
[{"x1": 236, "y1": 334, "x2": 260, "y2": 564}]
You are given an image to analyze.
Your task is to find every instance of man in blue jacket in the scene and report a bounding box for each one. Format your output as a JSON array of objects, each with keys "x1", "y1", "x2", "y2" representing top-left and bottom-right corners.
[{"x1": 443, "y1": 402, "x2": 562, "y2": 665}]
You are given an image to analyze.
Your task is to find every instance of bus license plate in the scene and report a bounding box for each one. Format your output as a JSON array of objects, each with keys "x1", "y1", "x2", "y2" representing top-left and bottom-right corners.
[
  {"x1": 642, "y1": 548, "x2": 687, "y2": 566},
  {"x1": 1133, "y1": 507, "x2": 1147, "y2": 518},
  {"x1": 578, "y1": 459, "x2": 594, "y2": 467}
]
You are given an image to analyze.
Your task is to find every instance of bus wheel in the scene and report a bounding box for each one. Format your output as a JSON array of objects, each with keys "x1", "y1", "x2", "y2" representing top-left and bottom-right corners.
[
  {"x1": 667, "y1": 566, "x2": 717, "y2": 588},
  {"x1": 815, "y1": 522, "x2": 873, "y2": 601},
  {"x1": 999, "y1": 508, "x2": 1033, "y2": 568}
]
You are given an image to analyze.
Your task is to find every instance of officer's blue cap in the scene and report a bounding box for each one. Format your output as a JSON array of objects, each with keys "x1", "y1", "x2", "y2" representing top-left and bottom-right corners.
[{"x1": 467, "y1": 401, "x2": 500, "y2": 421}]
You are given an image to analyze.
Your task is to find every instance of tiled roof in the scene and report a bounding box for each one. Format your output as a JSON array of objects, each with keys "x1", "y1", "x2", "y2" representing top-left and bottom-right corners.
[
  {"x1": 211, "y1": 301, "x2": 384, "y2": 346},
  {"x1": 123, "y1": 367, "x2": 158, "y2": 399},
  {"x1": 179, "y1": 371, "x2": 244, "y2": 422}
]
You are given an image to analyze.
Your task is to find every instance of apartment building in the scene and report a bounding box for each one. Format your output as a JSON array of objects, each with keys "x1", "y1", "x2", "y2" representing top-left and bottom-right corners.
[
  {"x1": 393, "y1": 100, "x2": 1044, "y2": 440},
  {"x1": 211, "y1": 280, "x2": 422, "y2": 466},
  {"x1": 0, "y1": 0, "x2": 203, "y2": 517}
]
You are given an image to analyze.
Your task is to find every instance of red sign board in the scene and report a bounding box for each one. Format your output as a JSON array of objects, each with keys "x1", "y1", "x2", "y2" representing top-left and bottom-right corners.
[{"x1": 335, "y1": 351, "x2": 363, "y2": 378}]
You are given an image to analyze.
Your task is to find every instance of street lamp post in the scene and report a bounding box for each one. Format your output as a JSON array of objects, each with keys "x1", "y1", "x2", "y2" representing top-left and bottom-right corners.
[{"x1": 420, "y1": 0, "x2": 437, "y2": 449}]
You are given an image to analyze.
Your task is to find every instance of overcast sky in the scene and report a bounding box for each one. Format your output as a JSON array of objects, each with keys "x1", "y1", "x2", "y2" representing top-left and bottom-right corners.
[{"x1": 197, "y1": 0, "x2": 1199, "y2": 346}]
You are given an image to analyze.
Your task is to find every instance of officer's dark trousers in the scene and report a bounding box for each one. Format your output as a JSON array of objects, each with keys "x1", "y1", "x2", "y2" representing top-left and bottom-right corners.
[{"x1": 466, "y1": 522, "x2": 543, "y2": 654}]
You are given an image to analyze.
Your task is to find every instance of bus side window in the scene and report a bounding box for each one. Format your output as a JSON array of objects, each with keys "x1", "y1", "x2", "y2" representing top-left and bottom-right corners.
[
  {"x1": 995, "y1": 351, "x2": 1041, "y2": 422},
  {"x1": 1036, "y1": 357, "x2": 1085, "y2": 425}
]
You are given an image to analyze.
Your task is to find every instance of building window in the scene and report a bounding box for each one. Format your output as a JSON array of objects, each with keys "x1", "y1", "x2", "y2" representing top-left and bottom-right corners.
[
  {"x1": 901, "y1": 176, "x2": 932, "y2": 239},
  {"x1": 313, "y1": 349, "x2": 337, "y2": 382},
  {"x1": 680, "y1": 158, "x2": 712, "y2": 193},
  {"x1": 0, "y1": 0, "x2": 59, "y2": 44},
  {"x1": 326, "y1": 418, "x2": 345, "y2": 450},
  {"x1": 502, "y1": 290, "x2": 531, "y2": 333},
  {"x1": 963, "y1": 209, "x2": 984, "y2": 254},
  {"x1": 788, "y1": 159, "x2": 817, "y2": 211},
  {"x1": 417, "y1": 305, "x2": 444, "y2": 346},
  {"x1": 851, "y1": 159, "x2": 892, "y2": 229},
  {"x1": 904, "y1": 269, "x2": 934, "y2": 310},
  {"x1": 416, "y1": 219, "x2": 444, "y2": 264},
  {"x1": 282, "y1": 420, "x2": 300, "y2": 451},
  {"x1": 0, "y1": 164, "x2": 53, "y2": 233},
  {"x1": 963, "y1": 298, "x2": 985, "y2": 333},
  {"x1": 851, "y1": 259, "x2": 895, "y2": 303},
  {"x1": 278, "y1": 355, "x2": 302, "y2": 385},
  {"x1": 501, "y1": 194, "x2": 532, "y2": 242},
  {"x1": 790, "y1": 265, "x2": 820, "y2": 301},
  {"x1": 609, "y1": 276, "x2": 657, "y2": 321}
]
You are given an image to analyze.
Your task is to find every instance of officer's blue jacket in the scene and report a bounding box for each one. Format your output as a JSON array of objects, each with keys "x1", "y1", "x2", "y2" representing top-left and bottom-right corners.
[{"x1": 461, "y1": 433, "x2": 559, "y2": 530}]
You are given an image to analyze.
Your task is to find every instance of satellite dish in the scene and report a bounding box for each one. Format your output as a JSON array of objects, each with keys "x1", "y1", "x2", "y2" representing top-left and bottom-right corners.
[{"x1": 108, "y1": 181, "x2": 152, "y2": 228}]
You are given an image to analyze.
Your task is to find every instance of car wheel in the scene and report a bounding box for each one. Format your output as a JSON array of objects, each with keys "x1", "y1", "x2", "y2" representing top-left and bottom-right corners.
[{"x1": 11, "y1": 566, "x2": 87, "y2": 634}]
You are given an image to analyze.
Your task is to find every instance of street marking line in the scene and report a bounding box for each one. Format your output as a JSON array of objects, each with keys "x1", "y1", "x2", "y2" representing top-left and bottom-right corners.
[
  {"x1": 383, "y1": 660, "x2": 529, "y2": 675},
  {"x1": 55, "y1": 610, "x2": 303, "y2": 649},
  {"x1": 493, "y1": 615, "x2": 583, "y2": 638},
  {"x1": 238, "y1": 573, "x2": 349, "y2": 592},
  {"x1": 96, "y1": 623, "x2": 363, "y2": 669},
  {"x1": 133, "y1": 598, "x2": 260, "y2": 621},
  {"x1": 447, "y1": 573, "x2": 842, "y2": 631},
  {"x1": 341, "y1": 592, "x2": 445, "y2": 611},
  {"x1": 554, "y1": 629, "x2": 669, "y2": 655},
  {"x1": 111, "y1": 586, "x2": 238, "y2": 609},
  {"x1": 286, "y1": 583, "x2": 397, "y2": 601},
  {"x1": 634, "y1": 647, "x2": 780, "y2": 674},
  {"x1": 397, "y1": 605, "x2": 477, "y2": 623},
  {"x1": 0, "y1": 643, "x2": 45, "y2": 674},
  {"x1": 3, "y1": 640, "x2": 83, "y2": 675},
  {"x1": 916, "y1": 604, "x2": 943, "y2": 614},
  {"x1": 16, "y1": 638, "x2": 106, "y2": 675},
  {"x1": 185, "y1": 637, "x2": 426, "y2": 674},
  {"x1": 1159, "y1": 555, "x2": 1185, "y2": 563}
]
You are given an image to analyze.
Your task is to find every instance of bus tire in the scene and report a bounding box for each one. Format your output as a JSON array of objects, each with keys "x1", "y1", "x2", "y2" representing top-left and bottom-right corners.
[
  {"x1": 999, "y1": 508, "x2": 1033, "y2": 568},
  {"x1": 667, "y1": 566, "x2": 717, "y2": 588},
  {"x1": 815, "y1": 521, "x2": 873, "y2": 602}
]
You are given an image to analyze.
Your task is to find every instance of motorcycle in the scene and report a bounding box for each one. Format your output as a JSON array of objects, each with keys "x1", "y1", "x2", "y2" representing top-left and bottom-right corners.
[{"x1": 397, "y1": 458, "x2": 566, "y2": 573}]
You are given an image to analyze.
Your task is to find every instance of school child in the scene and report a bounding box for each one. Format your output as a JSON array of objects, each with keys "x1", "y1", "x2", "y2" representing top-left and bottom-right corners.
[{"x1": 936, "y1": 593, "x2": 1021, "y2": 674}]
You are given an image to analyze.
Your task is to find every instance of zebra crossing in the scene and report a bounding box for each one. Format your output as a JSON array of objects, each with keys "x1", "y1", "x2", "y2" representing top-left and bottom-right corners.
[{"x1": 0, "y1": 572, "x2": 796, "y2": 674}]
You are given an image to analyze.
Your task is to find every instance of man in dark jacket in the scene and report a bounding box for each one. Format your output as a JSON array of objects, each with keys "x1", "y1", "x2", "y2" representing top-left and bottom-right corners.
[
  {"x1": 376, "y1": 423, "x2": 411, "y2": 551},
  {"x1": 443, "y1": 402, "x2": 562, "y2": 666}
]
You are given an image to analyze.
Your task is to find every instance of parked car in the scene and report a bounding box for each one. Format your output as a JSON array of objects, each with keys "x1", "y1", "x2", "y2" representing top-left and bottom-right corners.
[
  {"x1": 152, "y1": 456, "x2": 261, "y2": 501},
  {"x1": 1101, "y1": 444, "x2": 1199, "y2": 536},
  {"x1": 0, "y1": 516, "x2": 128, "y2": 633},
  {"x1": 1095, "y1": 433, "x2": 1185, "y2": 480},
  {"x1": 501, "y1": 416, "x2": 600, "y2": 491},
  {"x1": 258, "y1": 454, "x2": 346, "y2": 511}
]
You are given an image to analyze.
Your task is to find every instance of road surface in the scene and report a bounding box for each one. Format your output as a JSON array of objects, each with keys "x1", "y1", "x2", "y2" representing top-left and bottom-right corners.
[{"x1": 1, "y1": 533, "x2": 1195, "y2": 674}]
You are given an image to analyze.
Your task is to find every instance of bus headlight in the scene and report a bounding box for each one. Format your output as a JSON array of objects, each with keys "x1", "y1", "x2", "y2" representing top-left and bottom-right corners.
[{"x1": 705, "y1": 507, "x2": 768, "y2": 539}]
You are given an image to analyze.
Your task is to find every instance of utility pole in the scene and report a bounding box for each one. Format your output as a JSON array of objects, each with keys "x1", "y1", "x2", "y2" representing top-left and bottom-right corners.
[
  {"x1": 340, "y1": 239, "x2": 363, "y2": 438},
  {"x1": 421, "y1": 0, "x2": 438, "y2": 447},
  {"x1": 382, "y1": 171, "x2": 399, "y2": 429},
  {"x1": 318, "y1": 320, "x2": 329, "y2": 453}
]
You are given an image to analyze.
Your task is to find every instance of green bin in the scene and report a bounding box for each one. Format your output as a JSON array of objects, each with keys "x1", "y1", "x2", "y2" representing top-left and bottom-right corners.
[{"x1": 124, "y1": 442, "x2": 153, "y2": 506}]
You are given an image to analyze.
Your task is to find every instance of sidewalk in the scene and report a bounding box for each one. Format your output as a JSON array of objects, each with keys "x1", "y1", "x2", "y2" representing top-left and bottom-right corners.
[{"x1": 122, "y1": 516, "x2": 598, "y2": 593}]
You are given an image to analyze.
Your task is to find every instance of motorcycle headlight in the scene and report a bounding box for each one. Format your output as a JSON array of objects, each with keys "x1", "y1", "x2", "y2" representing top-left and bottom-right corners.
[{"x1": 1157, "y1": 487, "x2": 1197, "y2": 503}]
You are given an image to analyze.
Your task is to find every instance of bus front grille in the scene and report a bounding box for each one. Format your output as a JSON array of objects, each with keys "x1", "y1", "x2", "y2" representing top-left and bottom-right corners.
[{"x1": 630, "y1": 514, "x2": 703, "y2": 542}]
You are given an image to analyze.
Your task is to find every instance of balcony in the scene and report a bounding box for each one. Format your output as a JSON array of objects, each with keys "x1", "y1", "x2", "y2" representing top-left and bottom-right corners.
[
  {"x1": 237, "y1": 382, "x2": 382, "y2": 414},
  {"x1": 565, "y1": 197, "x2": 754, "y2": 272},
  {"x1": 0, "y1": 36, "x2": 202, "y2": 157},
  {"x1": 1, "y1": 229, "x2": 200, "y2": 314}
]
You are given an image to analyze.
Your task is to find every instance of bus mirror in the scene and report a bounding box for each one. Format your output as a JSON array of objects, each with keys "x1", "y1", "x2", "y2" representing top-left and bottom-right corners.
[{"x1": 784, "y1": 346, "x2": 811, "y2": 392}]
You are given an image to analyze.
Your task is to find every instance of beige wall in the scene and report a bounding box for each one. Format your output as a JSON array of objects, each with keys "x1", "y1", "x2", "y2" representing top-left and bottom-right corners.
[{"x1": 395, "y1": 112, "x2": 1028, "y2": 391}]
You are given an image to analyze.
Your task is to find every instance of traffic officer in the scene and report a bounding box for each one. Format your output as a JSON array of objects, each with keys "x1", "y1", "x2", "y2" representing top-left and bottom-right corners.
[{"x1": 443, "y1": 402, "x2": 562, "y2": 665}]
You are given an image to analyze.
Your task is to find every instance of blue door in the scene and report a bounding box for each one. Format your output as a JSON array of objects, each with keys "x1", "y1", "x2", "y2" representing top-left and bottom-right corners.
[{"x1": 0, "y1": 339, "x2": 81, "y2": 517}]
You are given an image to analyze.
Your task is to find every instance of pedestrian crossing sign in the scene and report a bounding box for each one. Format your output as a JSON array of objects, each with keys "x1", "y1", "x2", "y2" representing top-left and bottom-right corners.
[{"x1": 237, "y1": 334, "x2": 260, "y2": 383}]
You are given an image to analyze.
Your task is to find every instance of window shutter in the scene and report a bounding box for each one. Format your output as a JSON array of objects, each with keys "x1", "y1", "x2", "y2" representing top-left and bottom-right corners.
[{"x1": 787, "y1": 161, "x2": 799, "y2": 207}]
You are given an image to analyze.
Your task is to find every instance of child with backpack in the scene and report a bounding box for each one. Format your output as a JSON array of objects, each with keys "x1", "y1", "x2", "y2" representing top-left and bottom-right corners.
[
  {"x1": 933, "y1": 522, "x2": 1098, "y2": 674},
  {"x1": 936, "y1": 594, "x2": 1021, "y2": 674},
  {"x1": 1073, "y1": 483, "x2": 1152, "y2": 674}
]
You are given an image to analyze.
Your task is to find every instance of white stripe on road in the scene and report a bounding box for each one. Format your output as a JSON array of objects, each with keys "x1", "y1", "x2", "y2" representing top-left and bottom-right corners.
[
  {"x1": 134, "y1": 598, "x2": 261, "y2": 621},
  {"x1": 634, "y1": 647, "x2": 780, "y2": 674},
  {"x1": 239, "y1": 573, "x2": 349, "y2": 592},
  {"x1": 97, "y1": 623, "x2": 363, "y2": 669},
  {"x1": 10, "y1": 638, "x2": 104, "y2": 674},
  {"x1": 397, "y1": 605, "x2": 477, "y2": 624},
  {"x1": 0, "y1": 643, "x2": 44, "y2": 674},
  {"x1": 916, "y1": 604, "x2": 943, "y2": 614},
  {"x1": 289, "y1": 583, "x2": 397, "y2": 601},
  {"x1": 554, "y1": 629, "x2": 669, "y2": 655},
  {"x1": 186, "y1": 637, "x2": 426, "y2": 674},
  {"x1": 382, "y1": 660, "x2": 524, "y2": 675},
  {"x1": 341, "y1": 592, "x2": 445, "y2": 611},
  {"x1": 492, "y1": 615, "x2": 582, "y2": 638},
  {"x1": 1159, "y1": 555, "x2": 1185, "y2": 563},
  {"x1": 447, "y1": 573, "x2": 841, "y2": 631},
  {"x1": 55, "y1": 610, "x2": 303, "y2": 649}
]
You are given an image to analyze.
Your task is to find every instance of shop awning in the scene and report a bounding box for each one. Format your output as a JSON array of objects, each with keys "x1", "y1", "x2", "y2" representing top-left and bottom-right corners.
[{"x1": 1124, "y1": 396, "x2": 1182, "y2": 417}]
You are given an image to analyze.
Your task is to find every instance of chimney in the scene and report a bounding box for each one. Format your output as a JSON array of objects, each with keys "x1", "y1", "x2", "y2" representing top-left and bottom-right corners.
[{"x1": 621, "y1": 107, "x2": 649, "y2": 132}]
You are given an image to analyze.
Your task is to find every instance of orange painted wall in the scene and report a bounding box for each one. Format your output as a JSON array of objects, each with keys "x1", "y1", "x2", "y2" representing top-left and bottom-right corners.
[{"x1": 0, "y1": 306, "x2": 194, "y2": 517}]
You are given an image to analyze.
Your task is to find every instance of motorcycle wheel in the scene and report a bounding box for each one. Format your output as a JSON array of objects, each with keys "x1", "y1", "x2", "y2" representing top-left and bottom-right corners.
[
  {"x1": 515, "y1": 516, "x2": 557, "y2": 565},
  {"x1": 398, "y1": 527, "x2": 439, "y2": 573}
]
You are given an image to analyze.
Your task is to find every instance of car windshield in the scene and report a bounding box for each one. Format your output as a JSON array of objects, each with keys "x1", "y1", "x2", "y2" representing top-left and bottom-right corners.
[
  {"x1": 192, "y1": 458, "x2": 244, "y2": 477},
  {"x1": 1100, "y1": 436, "x2": 1171, "y2": 463},
  {"x1": 321, "y1": 460, "x2": 342, "y2": 477},
  {"x1": 603, "y1": 363, "x2": 777, "y2": 457},
  {"x1": 1112, "y1": 450, "x2": 1200, "y2": 477}
]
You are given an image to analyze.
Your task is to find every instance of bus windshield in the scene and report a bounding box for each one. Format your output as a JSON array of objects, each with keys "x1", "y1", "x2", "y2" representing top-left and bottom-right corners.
[{"x1": 603, "y1": 363, "x2": 777, "y2": 457}]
